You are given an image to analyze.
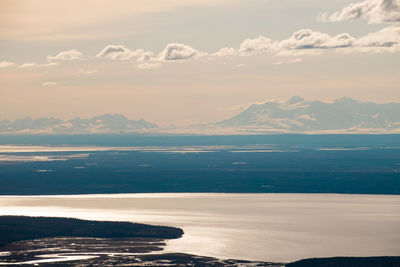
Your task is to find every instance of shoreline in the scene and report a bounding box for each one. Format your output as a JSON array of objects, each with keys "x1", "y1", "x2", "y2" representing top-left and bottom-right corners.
[
  {"x1": 1, "y1": 216, "x2": 399, "y2": 266},
  {"x1": 1, "y1": 195, "x2": 399, "y2": 262}
]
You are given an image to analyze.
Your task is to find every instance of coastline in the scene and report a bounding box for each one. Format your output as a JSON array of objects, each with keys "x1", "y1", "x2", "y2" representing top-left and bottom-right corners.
[
  {"x1": 1, "y1": 194, "x2": 399, "y2": 263},
  {"x1": 0, "y1": 216, "x2": 399, "y2": 266}
]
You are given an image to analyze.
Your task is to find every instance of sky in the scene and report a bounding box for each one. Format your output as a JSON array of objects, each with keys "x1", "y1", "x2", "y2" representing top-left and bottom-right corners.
[{"x1": 0, "y1": 0, "x2": 399, "y2": 125}]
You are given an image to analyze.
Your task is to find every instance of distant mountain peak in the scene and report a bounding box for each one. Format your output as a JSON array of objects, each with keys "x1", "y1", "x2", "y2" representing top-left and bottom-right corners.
[
  {"x1": 287, "y1": 96, "x2": 305, "y2": 105},
  {"x1": 216, "y1": 97, "x2": 400, "y2": 133},
  {"x1": 335, "y1": 96, "x2": 358, "y2": 104},
  {"x1": 0, "y1": 114, "x2": 157, "y2": 134},
  {"x1": 93, "y1": 113, "x2": 128, "y2": 120}
]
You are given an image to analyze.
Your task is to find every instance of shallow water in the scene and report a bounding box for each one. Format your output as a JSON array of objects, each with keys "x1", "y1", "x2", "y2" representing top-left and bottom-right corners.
[{"x1": 0, "y1": 193, "x2": 399, "y2": 262}]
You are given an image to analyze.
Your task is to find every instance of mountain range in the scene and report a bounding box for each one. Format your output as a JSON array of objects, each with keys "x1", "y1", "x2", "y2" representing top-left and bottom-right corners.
[
  {"x1": 215, "y1": 96, "x2": 400, "y2": 133},
  {"x1": 0, "y1": 114, "x2": 157, "y2": 134},
  {"x1": 1, "y1": 97, "x2": 399, "y2": 134}
]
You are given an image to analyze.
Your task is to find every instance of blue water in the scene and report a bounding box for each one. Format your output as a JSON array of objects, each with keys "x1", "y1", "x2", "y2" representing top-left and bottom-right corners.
[{"x1": 0, "y1": 134, "x2": 399, "y2": 195}]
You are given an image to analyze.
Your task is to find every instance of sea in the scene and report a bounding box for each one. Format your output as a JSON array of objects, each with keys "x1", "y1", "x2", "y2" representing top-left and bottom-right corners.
[
  {"x1": 0, "y1": 134, "x2": 399, "y2": 262},
  {"x1": 0, "y1": 193, "x2": 399, "y2": 262}
]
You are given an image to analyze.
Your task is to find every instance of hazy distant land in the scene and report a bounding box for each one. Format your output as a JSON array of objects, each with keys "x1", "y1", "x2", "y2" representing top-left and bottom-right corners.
[{"x1": 1, "y1": 97, "x2": 400, "y2": 135}]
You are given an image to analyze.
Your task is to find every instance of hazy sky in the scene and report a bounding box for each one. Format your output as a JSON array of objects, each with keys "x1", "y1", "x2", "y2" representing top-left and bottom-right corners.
[{"x1": 1, "y1": 0, "x2": 399, "y2": 125}]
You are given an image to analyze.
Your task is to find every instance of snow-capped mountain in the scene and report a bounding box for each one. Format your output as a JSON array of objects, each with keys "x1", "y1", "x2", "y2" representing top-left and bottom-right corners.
[
  {"x1": 0, "y1": 114, "x2": 157, "y2": 134},
  {"x1": 216, "y1": 97, "x2": 400, "y2": 133},
  {"x1": 2, "y1": 98, "x2": 399, "y2": 134}
]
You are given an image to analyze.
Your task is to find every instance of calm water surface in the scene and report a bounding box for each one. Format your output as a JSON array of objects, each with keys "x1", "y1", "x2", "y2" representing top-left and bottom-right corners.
[{"x1": 0, "y1": 193, "x2": 399, "y2": 262}]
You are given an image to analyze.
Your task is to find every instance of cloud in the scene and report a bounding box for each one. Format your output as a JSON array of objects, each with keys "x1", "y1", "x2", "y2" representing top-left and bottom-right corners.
[
  {"x1": 234, "y1": 26, "x2": 399, "y2": 58},
  {"x1": 355, "y1": 25, "x2": 400, "y2": 51},
  {"x1": 280, "y1": 29, "x2": 333, "y2": 49},
  {"x1": 326, "y1": 33, "x2": 357, "y2": 48},
  {"x1": 20, "y1": 62, "x2": 59, "y2": 68},
  {"x1": 238, "y1": 36, "x2": 274, "y2": 55},
  {"x1": 14, "y1": 42, "x2": 203, "y2": 71},
  {"x1": 317, "y1": 0, "x2": 400, "y2": 24},
  {"x1": 137, "y1": 51, "x2": 155, "y2": 62},
  {"x1": 96, "y1": 45, "x2": 150, "y2": 61},
  {"x1": 20, "y1": 63, "x2": 42, "y2": 68},
  {"x1": 47, "y1": 49, "x2": 83, "y2": 61},
  {"x1": 96, "y1": 45, "x2": 133, "y2": 60},
  {"x1": 231, "y1": 30, "x2": 355, "y2": 57},
  {"x1": 273, "y1": 58, "x2": 303, "y2": 65},
  {"x1": 9, "y1": 25, "x2": 399, "y2": 72},
  {"x1": 42, "y1": 81, "x2": 58, "y2": 87},
  {"x1": 279, "y1": 29, "x2": 355, "y2": 50},
  {"x1": 0, "y1": 61, "x2": 15, "y2": 68},
  {"x1": 211, "y1": 47, "x2": 237, "y2": 58},
  {"x1": 158, "y1": 43, "x2": 206, "y2": 61},
  {"x1": 280, "y1": 27, "x2": 399, "y2": 54}
]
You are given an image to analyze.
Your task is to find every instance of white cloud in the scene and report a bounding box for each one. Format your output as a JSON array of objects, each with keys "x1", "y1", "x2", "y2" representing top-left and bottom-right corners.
[
  {"x1": 158, "y1": 43, "x2": 206, "y2": 61},
  {"x1": 238, "y1": 36, "x2": 274, "y2": 55},
  {"x1": 97, "y1": 45, "x2": 132, "y2": 60},
  {"x1": 211, "y1": 47, "x2": 237, "y2": 58},
  {"x1": 279, "y1": 27, "x2": 399, "y2": 54},
  {"x1": 9, "y1": 25, "x2": 399, "y2": 72},
  {"x1": 20, "y1": 62, "x2": 59, "y2": 68},
  {"x1": 325, "y1": 33, "x2": 357, "y2": 48},
  {"x1": 318, "y1": 0, "x2": 400, "y2": 24},
  {"x1": 0, "y1": 61, "x2": 15, "y2": 68},
  {"x1": 20, "y1": 63, "x2": 42, "y2": 68},
  {"x1": 355, "y1": 25, "x2": 400, "y2": 51},
  {"x1": 230, "y1": 30, "x2": 355, "y2": 58},
  {"x1": 96, "y1": 45, "x2": 151, "y2": 61},
  {"x1": 42, "y1": 81, "x2": 58, "y2": 87},
  {"x1": 235, "y1": 27, "x2": 399, "y2": 58},
  {"x1": 137, "y1": 51, "x2": 155, "y2": 62},
  {"x1": 47, "y1": 49, "x2": 83, "y2": 61},
  {"x1": 92, "y1": 27, "x2": 398, "y2": 66},
  {"x1": 280, "y1": 29, "x2": 332, "y2": 49},
  {"x1": 279, "y1": 29, "x2": 356, "y2": 50}
]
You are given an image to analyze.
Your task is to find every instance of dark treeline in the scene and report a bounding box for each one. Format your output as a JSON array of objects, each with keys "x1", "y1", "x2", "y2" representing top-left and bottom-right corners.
[
  {"x1": 286, "y1": 256, "x2": 400, "y2": 267},
  {"x1": 0, "y1": 216, "x2": 183, "y2": 247}
]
